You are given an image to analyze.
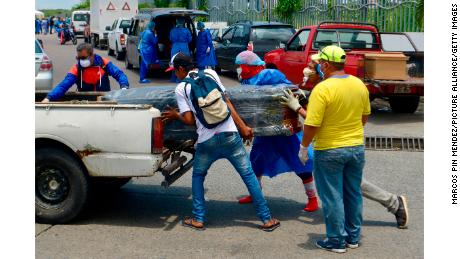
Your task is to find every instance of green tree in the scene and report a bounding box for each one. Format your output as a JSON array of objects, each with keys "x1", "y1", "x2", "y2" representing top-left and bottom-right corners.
[
  {"x1": 275, "y1": 0, "x2": 302, "y2": 24},
  {"x1": 72, "y1": 0, "x2": 90, "y2": 11},
  {"x1": 415, "y1": 0, "x2": 424, "y2": 28}
]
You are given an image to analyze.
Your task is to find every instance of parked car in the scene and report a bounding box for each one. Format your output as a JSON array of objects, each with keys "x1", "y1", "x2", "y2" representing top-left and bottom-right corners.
[
  {"x1": 35, "y1": 39, "x2": 53, "y2": 90},
  {"x1": 214, "y1": 21, "x2": 295, "y2": 73},
  {"x1": 264, "y1": 21, "x2": 424, "y2": 113},
  {"x1": 107, "y1": 17, "x2": 132, "y2": 60},
  {"x1": 125, "y1": 8, "x2": 208, "y2": 71}
]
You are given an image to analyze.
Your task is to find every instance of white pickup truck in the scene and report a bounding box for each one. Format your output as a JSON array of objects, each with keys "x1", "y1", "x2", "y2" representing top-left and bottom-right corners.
[
  {"x1": 107, "y1": 17, "x2": 132, "y2": 60},
  {"x1": 35, "y1": 100, "x2": 194, "y2": 224}
]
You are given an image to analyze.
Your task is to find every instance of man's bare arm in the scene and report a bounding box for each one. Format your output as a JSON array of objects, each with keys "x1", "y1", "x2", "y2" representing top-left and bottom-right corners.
[
  {"x1": 362, "y1": 115, "x2": 369, "y2": 126},
  {"x1": 224, "y1": 95, "x2": 253, "y2": 139},
  {"x1": 301, "y1": 125, "x2": 319, "y2": 147}
]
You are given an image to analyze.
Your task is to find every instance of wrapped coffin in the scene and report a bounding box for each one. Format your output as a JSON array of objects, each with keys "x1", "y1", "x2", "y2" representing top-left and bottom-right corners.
[{"x1": 103, "y1": 85, "x2": 301, "y2": 143}]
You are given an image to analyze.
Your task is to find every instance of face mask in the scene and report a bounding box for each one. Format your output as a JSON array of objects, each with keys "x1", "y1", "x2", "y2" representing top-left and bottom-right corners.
[
  {"x1": 315, "y1": 63, "x2": 324, "y2": 80},
  {"x1": 79, "y1": 58, "x2": 91, "y2": 68},
  {"x1": 236, "y1": 67, "x2": 242, "y2": 81}
]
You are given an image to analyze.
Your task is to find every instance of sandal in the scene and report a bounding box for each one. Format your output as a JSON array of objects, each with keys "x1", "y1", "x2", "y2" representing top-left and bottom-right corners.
[
  {"x1": 181, "y1": 216, "x2": 205, "y2": 231},
  {"x1": 261, "y1": 218, "x2": 280, "y2": 232}
]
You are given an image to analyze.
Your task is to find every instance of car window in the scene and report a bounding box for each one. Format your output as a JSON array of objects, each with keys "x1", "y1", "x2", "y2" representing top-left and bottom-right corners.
[
  {"x1": 231, "y1": 25, "x2": 245, "y2": 44},
  {"x1": 222, "y1": 27, "x2": 235, "y2": 42},
  {"x1": 111, "y1": 20, "x2": 117, "y2": 30},
  {"x1": 132, "y1": 20, "x2": 140, "y2": 36},
  {"x1": 35, "y1": 41, "x2": 42, "y2": 54},
  {"x1": 287, "y1": 29, "x2": 310, "y2": 51},
  {"x1": 250, "y1": 26, "x2": 295, "y2": 43},
  {"x1": 73, "y1": 13, "x2": 88, "y2": 22},
  {"x1": 119, "y1": 20, "x2": 131, "y2": 29},
  {"x1": 314, "y1": 29, "x2": 377, "y2": 49}
]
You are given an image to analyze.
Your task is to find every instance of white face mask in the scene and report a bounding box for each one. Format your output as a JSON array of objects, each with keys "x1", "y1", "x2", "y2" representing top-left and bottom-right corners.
[
  {"x1": 236, "y1": 67, "x2": 242, "y2": 81},
  {"x1": 302, "y1": 67, "x2": 315, "y2": 83},
  {"x1": 79, "y1": 58, "x2": 91, "y2": 68}
]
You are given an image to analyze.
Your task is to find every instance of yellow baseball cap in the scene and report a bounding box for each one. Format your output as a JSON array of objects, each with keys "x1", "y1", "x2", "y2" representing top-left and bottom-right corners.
[{"x1": 311, "y1": 45, "x2": 346, "y2": 63}]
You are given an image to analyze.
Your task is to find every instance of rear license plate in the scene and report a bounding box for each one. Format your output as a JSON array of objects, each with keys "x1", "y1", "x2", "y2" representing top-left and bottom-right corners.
[{"x1": 394, "y1": 85, "x2": 411, "y2": 93}]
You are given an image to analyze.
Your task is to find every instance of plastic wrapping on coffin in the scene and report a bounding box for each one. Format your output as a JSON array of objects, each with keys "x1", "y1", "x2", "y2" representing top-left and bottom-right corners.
[{"x1": 103, "y1": 84, "x2": 300, "y2": 142}]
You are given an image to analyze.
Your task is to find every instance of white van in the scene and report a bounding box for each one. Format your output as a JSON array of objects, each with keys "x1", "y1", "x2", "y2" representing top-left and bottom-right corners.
[{"x1": 71, "y1": 10, "x2": 90, "y2": 36}]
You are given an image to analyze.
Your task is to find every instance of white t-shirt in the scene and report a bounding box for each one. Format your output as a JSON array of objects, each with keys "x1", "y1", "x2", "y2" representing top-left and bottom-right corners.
[{"x1": 175, "y1": 69, "x2": 238, "y2": 143}]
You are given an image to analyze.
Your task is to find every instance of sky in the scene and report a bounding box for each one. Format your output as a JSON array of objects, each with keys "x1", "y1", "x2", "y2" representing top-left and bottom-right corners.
[{"x1": 36, "y1": 0, "x2": 82, "y2": 10}]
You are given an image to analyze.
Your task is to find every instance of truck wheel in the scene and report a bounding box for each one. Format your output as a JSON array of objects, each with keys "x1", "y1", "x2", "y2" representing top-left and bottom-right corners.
[
  {"x1": 36, "y1": 147, "x2": 90, "y2": 224},
  {"x1": 115, "y1": 43, "x2": 125, "y2": 60},
  {"x1": 125, "y1": 55, "x2": 133, "y2": 69},
  {"x1": 91, "y1": 35, "x2": 98, "y2": 48},
  {"x1": 91, "y1": 177, "x2": 131, "y2": 191},
  {"x1": 389, "y1": 96, "x2": 420, "y2": 114},
  {"x1": 108, "y1": 47, "x2": 114, "y2": 56},
  {"x1": 214, "y1": 65, "x2": 222, "y2": 74}
]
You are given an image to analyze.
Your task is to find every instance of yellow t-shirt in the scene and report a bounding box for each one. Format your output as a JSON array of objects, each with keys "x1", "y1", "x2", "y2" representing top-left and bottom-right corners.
[{"x1": 305, "y1": 74, "x2": 371, "y2": 150}]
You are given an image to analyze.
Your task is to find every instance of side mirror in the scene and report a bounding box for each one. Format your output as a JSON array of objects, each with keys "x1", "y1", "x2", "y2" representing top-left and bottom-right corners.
[
  {"x1": 123, "y1": 28, "x2": 128, "y2": 34},
  {"x1": 105, "y1": 26, "x2": 111, "y2": 31}
]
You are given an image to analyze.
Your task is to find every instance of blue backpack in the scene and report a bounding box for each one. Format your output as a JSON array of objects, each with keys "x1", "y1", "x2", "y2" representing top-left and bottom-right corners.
[{"x1": 182, "y1": 70, "x2": 231, "y2": 129}]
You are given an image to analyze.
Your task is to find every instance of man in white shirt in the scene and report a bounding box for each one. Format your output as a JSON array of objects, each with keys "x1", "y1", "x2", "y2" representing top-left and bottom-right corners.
[{"x1": 162, "y1": 53, "x2": 280, "y2": 231}]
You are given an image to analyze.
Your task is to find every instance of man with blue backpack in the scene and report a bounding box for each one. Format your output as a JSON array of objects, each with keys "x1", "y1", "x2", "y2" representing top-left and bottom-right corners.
[{"x1": 162, "y1": 53, "x2": 280, "y2": 231}]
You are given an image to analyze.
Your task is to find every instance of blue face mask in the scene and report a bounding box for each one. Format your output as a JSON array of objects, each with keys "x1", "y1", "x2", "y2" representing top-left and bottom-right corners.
[{"x1": 315, "y1": 63, "x2": 324, "y2": 80}]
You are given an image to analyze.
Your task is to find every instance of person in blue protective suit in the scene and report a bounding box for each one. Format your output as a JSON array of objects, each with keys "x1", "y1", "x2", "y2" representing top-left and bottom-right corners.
[
  {"x1": 169, "y1": 17, "x2": 192, "y2": 82},
  {"x1": 41, "y1": 18, "x2": 49, "y2": 35},
  {"x1": 138, "y1": 21, "x2": 159, "y2": 83},
  {"x1": 196, "y1": 22, "x2": 217, "y2": 70},
  {"x1": 35, "y1": 17, "x2": 42, "y2": 34},
  {"x1": 42, "y1": 43, "x2": 129, "y2": 102},
  {"x1": 234, "y1": 50, "x2": 319, "y2": 212}
]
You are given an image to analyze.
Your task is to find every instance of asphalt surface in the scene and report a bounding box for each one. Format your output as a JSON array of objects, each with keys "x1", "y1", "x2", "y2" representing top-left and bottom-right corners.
[{"x1": 35, "y1": 33, "x2": 424, "y2": 258}]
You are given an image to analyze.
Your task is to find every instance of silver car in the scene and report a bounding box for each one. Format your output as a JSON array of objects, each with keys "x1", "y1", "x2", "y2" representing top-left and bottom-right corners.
[{"x1": 35, "y1": 39, "x2": 53, "y2": 90}]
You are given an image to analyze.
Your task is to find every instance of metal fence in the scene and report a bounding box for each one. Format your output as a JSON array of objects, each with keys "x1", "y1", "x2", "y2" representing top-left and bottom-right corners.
[{"x1": 195, "y1": 0, "x2": 422, "y2": 32}]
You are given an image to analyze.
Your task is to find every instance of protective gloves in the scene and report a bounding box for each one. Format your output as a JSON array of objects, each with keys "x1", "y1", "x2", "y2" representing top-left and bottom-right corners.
[
  {"x1": 280, "y1": 89, "x2": 301, "y2": 112},
  {"x1": 298, "y1": 144, "x2": 309, "y2": 165},
  {"x1": 206, "y1": 47, "x2": 210, "y2": 54}
]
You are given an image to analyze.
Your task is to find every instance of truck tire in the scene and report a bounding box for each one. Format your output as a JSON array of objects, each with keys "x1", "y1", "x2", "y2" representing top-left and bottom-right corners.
[
  {"x1": 125, "y1": 55, "x2": 133, "y2": 69},
  {"x1": 389, "y1": 96, "x2": 420, "y2": 114},
  {"x1": 36, "y1": 147, "x2": 90, "y2": 224},
  {"x1": 91, "y1": 35, "x2": 98, "y2": 48},
  {"x1": 108, "y1": 47, "x2": 114, "y2": 56},
  {"x1": 214, "y1": 65, "x2": 222, "y2": 74},
  {"x1": 115, "y1": 43, "x2": 125, "y2": 60}
]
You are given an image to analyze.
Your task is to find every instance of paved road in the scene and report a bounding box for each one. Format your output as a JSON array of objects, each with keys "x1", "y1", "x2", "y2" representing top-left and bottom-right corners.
[{"x1": 36, "y1": 33, "x2": 424, "y2": 258}]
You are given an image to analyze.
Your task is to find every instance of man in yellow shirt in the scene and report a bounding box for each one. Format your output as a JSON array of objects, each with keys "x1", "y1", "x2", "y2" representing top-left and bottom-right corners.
[{"x1": 299, "y1": 45, "x2": 370, "y2": 253}]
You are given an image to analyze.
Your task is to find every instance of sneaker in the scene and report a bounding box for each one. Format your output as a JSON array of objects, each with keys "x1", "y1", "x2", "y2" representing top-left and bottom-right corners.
[
  {"x1": 303, "y1": 197, "x2": 319, "y2": 212},
  {"x1": 345, "y1": 241, "x2": 359, "y2": 249},
  {"x1": 139, "y1": 79, "x2": 151, "y2": 84},
  {"x1": 315, "y1": 239, "x2": 346, "y2": 253},
  {"x1": 238, "y1": 195, "x2": 253, "y2": 204},
  {"x1": 395, "y1": 195, "x2": 409, "y2": 229}
]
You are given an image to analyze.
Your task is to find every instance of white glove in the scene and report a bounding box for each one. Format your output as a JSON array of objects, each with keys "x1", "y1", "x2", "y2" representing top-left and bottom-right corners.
[
  {"x1": 206, "y1": 47, "x2": 210, "y2": 54},
  {"x1": 298, "y1": 144, "x2": 309, "y2": 165},
  {"x1": 280, "y1": 89, "x2": 301, "y2": 112}
]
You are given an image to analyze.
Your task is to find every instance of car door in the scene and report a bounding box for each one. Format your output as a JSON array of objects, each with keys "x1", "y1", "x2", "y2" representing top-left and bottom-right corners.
[
  {"x1": 226, "y1": 24, "x2": 248, "y2": 71},
  {"x1": 278, "y1": 29, "x2": 311, "y2": 84},
  {"x1": 108, "y1": 19, "x2": 117, "y2": 49},
  {"x1": 215, "y1": 26, "x2": 235, "y2": 70},
  {"x1": 127, "y1": 19, "x2": 140, "y2": 67}
]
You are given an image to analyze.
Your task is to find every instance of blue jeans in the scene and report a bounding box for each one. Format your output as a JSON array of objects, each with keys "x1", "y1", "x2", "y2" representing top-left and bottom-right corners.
[
  {"x1": 192, "y1": 132, "x2": 272, "y2": 223},
  {"x1": 313, "y1": 145, "x2": 365, "y2": 245}
]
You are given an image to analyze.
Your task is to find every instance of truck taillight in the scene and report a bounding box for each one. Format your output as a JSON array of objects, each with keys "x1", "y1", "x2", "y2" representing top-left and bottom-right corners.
[
  {"x1": 39, "y1": 56, "x2": 52, "y2": 71},
  {"x1": 120, "y1": 34, "x2": 126, "y2": 45},
  {"x1": 152, "y1": 118, "x2": 164, "y2": 154},
  {"x1": 357, "y1": 56, "x2": 365, "y2": 79}
]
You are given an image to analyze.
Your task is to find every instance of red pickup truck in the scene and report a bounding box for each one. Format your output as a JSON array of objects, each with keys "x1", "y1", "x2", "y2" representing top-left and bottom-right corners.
[{"x1": 264, "y1": 21, "x2": 424, "y2": 113}]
